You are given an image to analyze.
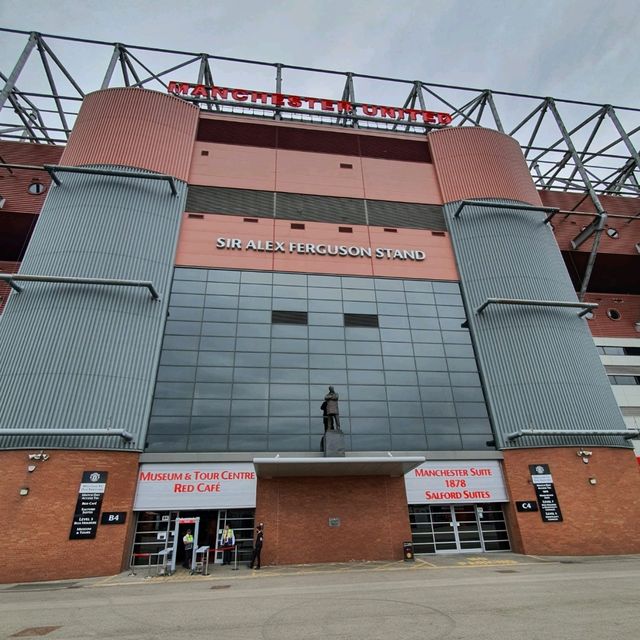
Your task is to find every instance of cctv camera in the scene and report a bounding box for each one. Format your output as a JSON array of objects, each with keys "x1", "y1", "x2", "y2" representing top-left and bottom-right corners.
[{"x1": 28, "y1": 453, "x2": 40, "y2": 461}]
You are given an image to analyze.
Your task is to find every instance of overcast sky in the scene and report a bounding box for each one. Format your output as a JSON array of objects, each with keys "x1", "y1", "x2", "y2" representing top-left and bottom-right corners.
[{"x1": 1, "y1": 0, "x2": 638, "y2": 106}]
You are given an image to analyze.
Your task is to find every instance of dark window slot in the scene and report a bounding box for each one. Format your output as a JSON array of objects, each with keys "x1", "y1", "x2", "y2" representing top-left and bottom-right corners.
[
  {"x1": 344, "y1": 313, "x2": 379, "y2": 327},
  {"x1": 338, "y1": 226, "x2": 353, "y2": 233},
  {"x1": 243, "y1": 218, "x2": 259, "y2": 223},
  {"x1": 383, "y1": 228, "x2": 397, "y2": 233},
  {"x1": 272, "y1": 310, "x2": 308, "y2": 325},
  {"x1": 291, "y1": 223, "x2": 305, "y2": 230},
  {"x1": 200, "y1": 150, "x2": 209, "y2": 156},
  {"x1": 188, "y1": 213, "x2": 204, "y2": 219},
  {"x1": 431, "y1": 231, "x2": 446, "y2": 236},
  {"x1": 340, "y1": 163, "x2": 353, "y2": 169}
]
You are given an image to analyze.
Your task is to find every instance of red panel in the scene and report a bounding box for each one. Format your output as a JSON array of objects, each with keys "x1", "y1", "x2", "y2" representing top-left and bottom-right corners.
[
  {"x1": 0, "y1": 141, "x2": 64, "y2": 215},
  {"x1": 584, "y1": 293, "x2": 640, "y2": 338},
  {"x1": 175, "y1": 213, "x2": 459, "y2": 281},
  {"x1": 540, "y1": 191, "x2": 640, "y2": 256},
  {"x1": 61, "y1": 88, "x2": 199, "y2": 181},
  {"x1": 429, "y1": 127, "x2": 541, "y2": 205},
  {"x1": 0, "y1": 260, "x2": 19, "y2": 314}
]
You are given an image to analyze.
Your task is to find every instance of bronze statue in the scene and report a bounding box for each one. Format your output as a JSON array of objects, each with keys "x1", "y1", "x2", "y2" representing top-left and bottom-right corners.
[{"x1": 323, "y1": 386, "x2": 340, "y2": 430}]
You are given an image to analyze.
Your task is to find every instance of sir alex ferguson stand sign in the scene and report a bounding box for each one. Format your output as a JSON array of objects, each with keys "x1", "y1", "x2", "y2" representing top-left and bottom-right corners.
[{"x1": 69, "y1": 471, "x2": 108, "y2": 540}]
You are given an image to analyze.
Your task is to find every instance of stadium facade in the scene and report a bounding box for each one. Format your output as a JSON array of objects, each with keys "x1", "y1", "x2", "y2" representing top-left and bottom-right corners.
[{"x1": 0, "y1": 31, "x2": 639, "y2": 583}]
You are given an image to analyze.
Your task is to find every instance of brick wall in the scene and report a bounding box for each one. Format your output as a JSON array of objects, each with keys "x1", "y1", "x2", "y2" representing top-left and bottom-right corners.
[
  {"x1": 0, "y1": 450, "x2": 139, "y2": 584},
  {"x1": 255, "y1": 476, "x2": 412, "y2": 565},
  {"x1": 502, "y1": 448, "x2": 640, "y2": 555},
  {"x1": 584, "y1": 293, "x2": 640, "y2": 338},
  {"x1": 0, "y1": 260, "x2": 19, "y2": 314}
]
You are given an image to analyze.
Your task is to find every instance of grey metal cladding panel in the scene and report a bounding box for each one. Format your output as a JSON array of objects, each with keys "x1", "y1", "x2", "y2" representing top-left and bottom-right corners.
[
  {"x1": 187, "y1": 185, "x2": 274, "y2": 218},
  {"x1": 443, "y1": 199, "x2": 628, "y2": 450},
  {"x1": 0, "y1": 168, "x2": 187, "y2": 450},
  {"x1": 276, "y1": 192, "x2": 366, "y2": 225},
  {"x1": 367, "y1": 201, "x2": 446, "y2": 231}
]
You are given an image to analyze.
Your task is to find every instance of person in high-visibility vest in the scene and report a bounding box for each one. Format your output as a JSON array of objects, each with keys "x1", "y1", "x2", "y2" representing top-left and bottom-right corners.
[
  {"x1": 182, "y1": 529, "x2": 194, "y2": 568},
  {"x1": 221, "y1": 524, "x2": 235, "y2": 565}
]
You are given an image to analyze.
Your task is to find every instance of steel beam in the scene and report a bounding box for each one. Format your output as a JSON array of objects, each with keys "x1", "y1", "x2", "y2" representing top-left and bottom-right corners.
[
  {"x1": 43, "y1": 164, "x2": 177, "y2": 195},
  {"x1": 0, "y1": 31, "x2": 37, "y2": 112},
  {"x1": 0, "y1": 428, "x2": 134, "y2": 441},
  {"x1": 453, "y1": 200, "x2": 558, "y2": 218},
  {"x1": 0, "y1": 273, "x2": 160, "y2": 300},
  {"x1": 475, "y1": 298, "x2": 598, "y2": 317},
  {"x1": 506, "y1": 429, "x2": 639, "y2": 442}
]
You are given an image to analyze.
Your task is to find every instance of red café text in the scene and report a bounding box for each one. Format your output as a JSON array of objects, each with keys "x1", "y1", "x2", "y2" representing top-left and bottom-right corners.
[{"x1": 168, "y1": 81, "x2": 452, "y2": 126}]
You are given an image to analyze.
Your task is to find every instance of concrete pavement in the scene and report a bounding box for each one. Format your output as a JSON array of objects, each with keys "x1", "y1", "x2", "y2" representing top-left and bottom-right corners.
[{"x1": 2, "y1": 553, "x2": 639, "y2": 639}]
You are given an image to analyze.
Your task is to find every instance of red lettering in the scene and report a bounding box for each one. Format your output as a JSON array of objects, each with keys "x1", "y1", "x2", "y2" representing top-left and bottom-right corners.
[
  {"x1": 251, "y1": 91, "x2": 269, "y2": 104},
  {"x1": 405, "y1": 108, "x2": 419, "y2": 121},
  {"x1": 286, "y1": 95, "x2": 302, "y2": 108},
  {"x1": 271, "y1": 93, "x2": 285, "y2": 107},
  {"x1": 338, "y1": 100, "x2": 353, "y2": 113},
  {"x1": 421, "y1": 111, "x2": 437, "y2": 124},
  {"x1": 173, "y1": 483, "x2": 195, "y2": 493},
  {"x1": 167, "y1": 81, "x2": 190, "y2": 95},
  {"x1": 210, "y1": 86, "x2": 229, "y2": 100},
  {"x1": 361, "y1": 104, "x2": 378, "y2": 116},
  {"x1": 437, "y1": 112, "x2": 452, "y2": 125},
  {"x1": 231, "y1": 89, "x2": 248, "y2": 101},
  {"x1": 321, "y1": 99, "x2": 335, "y2": 112},
  {"x1": 190, "y1": 84, "x2": 209, "y2": 98},
  {"x1": 304, "y1": 97, "x2": 320, "y2": 109},
  {"x1": 379, "y1": 106, "x2": 397, "y2": 119}
]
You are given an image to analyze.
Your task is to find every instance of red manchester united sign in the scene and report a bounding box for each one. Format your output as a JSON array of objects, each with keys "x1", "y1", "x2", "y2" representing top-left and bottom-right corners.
[{"x1": 168, "y1": 81, "x2": 452, "y2": 126}]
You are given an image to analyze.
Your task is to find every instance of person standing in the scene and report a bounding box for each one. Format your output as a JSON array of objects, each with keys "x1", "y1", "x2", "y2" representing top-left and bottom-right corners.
[
  {"x1": 249, "y1": 523, "x2": 264, "y2": 570},
  {"x1": 221, "y1": 523, "x2": 235, "y2": 565},
  {"x1": 182, "y1": 529, "x2": 194, "y2": 569}
]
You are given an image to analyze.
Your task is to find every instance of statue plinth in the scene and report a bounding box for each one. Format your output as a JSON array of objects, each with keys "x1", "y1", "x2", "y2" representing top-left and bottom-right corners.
[{"x1": 322, "y1": 429, "x2": 345, "y2": 457}]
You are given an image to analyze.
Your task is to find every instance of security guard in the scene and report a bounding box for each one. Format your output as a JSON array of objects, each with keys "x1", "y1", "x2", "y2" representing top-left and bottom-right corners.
[
  {"x1": 182, "y1": 529, "x2": 194, "y2": 568},
  {"x1": 221, "y1": 523, "x2": 235, "y2": 565}
]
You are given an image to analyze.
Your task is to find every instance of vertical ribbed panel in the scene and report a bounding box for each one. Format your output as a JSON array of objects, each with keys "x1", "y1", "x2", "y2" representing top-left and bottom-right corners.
[
  {"x1": 443, "y1": 199, "x2": 628, "y2": 449},
  {"x1": 429, "y1": 128, "x2": 542, "y2": 206},
  {"x1": 60, "y1": 89, "x2": 199, "y2": 182},
  {"x1": 0, "y1": 167, "x2": 187, "y2": 450}
]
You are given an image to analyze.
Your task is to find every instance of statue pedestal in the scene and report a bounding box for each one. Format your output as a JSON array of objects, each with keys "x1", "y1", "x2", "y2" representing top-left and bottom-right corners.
[{"x1": 322, "y1": 429, "x2": 345, "y2": 457}]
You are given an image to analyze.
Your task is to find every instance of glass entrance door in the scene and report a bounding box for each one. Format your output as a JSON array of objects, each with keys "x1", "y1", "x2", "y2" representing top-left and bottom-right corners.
[
  {"x1": 453, "y1": 505, "x2": 482, "y2": 552},
  {"x1": 431, "y1": 505, "x2": 458, "y2": 553},
  {"x1": 409, "y1": 504, "x2": 500, "y2": 554}
]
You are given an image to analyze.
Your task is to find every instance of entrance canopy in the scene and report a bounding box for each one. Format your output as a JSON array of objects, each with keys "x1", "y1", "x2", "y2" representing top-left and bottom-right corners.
[{"x1": 252, "y1": 456, "x2": 426, "y2": 478}]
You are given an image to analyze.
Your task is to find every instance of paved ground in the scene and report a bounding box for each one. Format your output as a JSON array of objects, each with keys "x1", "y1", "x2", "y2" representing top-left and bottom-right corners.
[{"x1": 2, "y1": 553, "x2": 640, "y2": 639}]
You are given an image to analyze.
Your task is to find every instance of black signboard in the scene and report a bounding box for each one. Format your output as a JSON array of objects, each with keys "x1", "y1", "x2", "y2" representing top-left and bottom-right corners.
[
  {"x1": 516, "y1": 501, "x2": 539, "y2": 512},
  {"x1": 529, "y1": 464, "x2": 563, "y2": 523},
  {"x1": 69, "y1": 471, "x2": 108, "y2": 540},
  {"x1": 101, "y1": 512, "x2": 127, "y2": 525}
]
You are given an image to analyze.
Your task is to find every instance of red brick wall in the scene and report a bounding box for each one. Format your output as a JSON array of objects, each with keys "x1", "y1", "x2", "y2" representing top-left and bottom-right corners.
[
  {"x1": 0, "y1": 450, "x2": 139, "y2": 584},
  {"x1": 502, "y1": 448, "x2": 640, "y2": 555},
  {"x1": 255, "y1": 476, "x2": 412, "y2": 565},
  {"x1": 0, "y1": 260, "x2": 19, "y2": 314},
  {"x1": 0, "y1": 140, "x2": 64, "y2": 214},
  {"x1": 584, "y1": 293, "x2": 640, "y2": 338}
]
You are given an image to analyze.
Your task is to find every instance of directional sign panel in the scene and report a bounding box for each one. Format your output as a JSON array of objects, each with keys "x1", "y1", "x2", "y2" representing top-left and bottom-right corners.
[{"x1": 516, "y1": 501, "x2": 539, "y2": 512}]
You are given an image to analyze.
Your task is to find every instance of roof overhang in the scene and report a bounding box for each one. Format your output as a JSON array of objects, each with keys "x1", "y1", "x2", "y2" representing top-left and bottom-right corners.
[{"x1": 252, "y1": 456, "x2": 426, "y2": 478}]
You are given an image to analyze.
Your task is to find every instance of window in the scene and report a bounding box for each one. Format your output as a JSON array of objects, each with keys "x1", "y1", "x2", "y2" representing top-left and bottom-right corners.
[
  {"x1": 608, "y1": 375, "x2": 640, "y2": 385},
  {"x1": 338, "y1": 226, "x2": 353, "y2": 233},
  {"x1": 271, "y1": 310, "x2": 308, "y2": 325},
  {"x1": 291, "y1": 223, "x2": 305, "y2": 230},
  {"x1": 243, "y1": 218, "x2": 258, "y2": 223},
  {"x1": 28, "y1": 181, "x2": 46, "y2": 195},
  {"x1": 344, "y1": 313, "x2": 379, "y2": 327},
  {"x1": 607, "y1": 309, "x2": 621, "y2": 320},
  {"x1": 606, "y1": 228, "x2": 619, "y2": 239},
  {"x1": 339, "y1": 163, "x2": 353, "y2": 169}
]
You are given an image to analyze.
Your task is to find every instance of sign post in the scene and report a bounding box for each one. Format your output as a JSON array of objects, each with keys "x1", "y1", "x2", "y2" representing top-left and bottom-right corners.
[
  {"x1": 529, "y1": 464, "x2": 563, "y2": 523},
  {"x1": 69, "y1": 471, "x2": 108, "y2": 540}
]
